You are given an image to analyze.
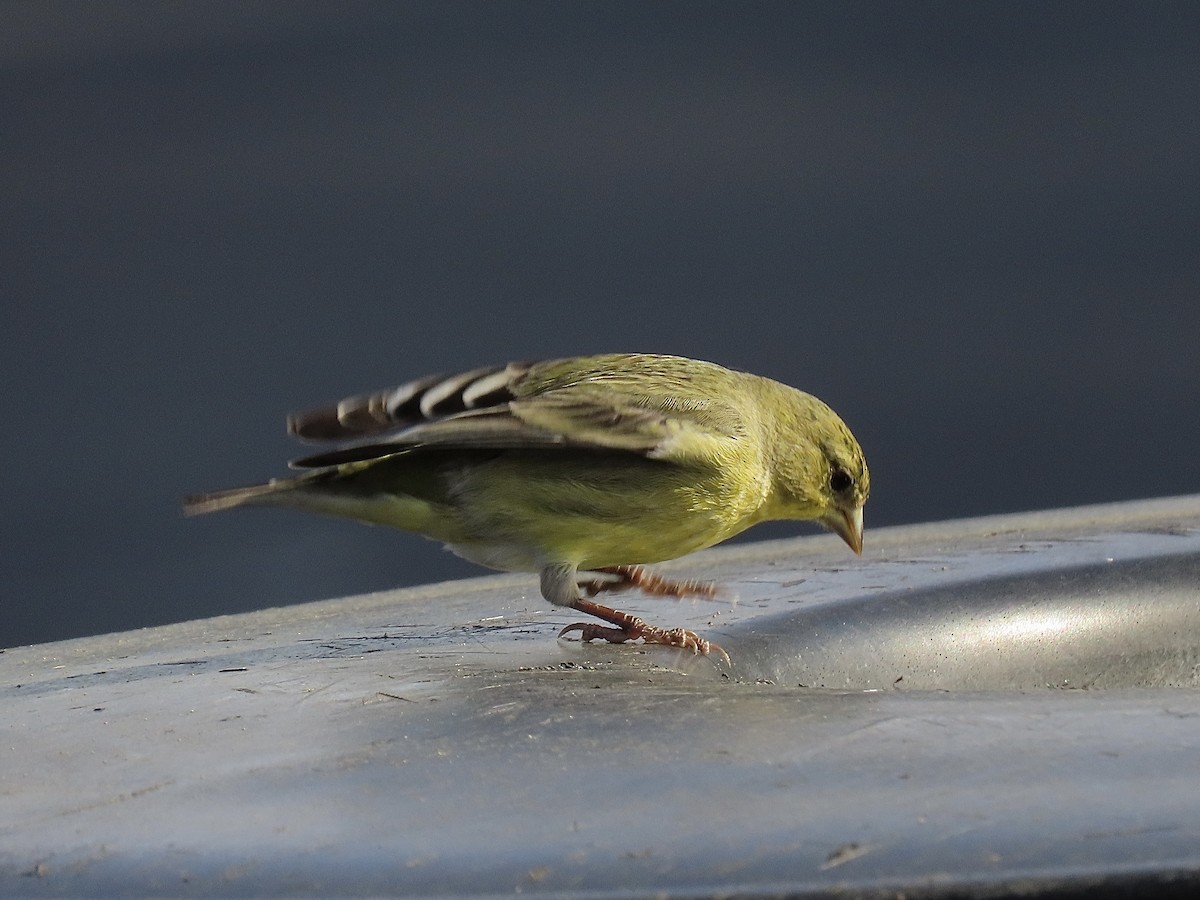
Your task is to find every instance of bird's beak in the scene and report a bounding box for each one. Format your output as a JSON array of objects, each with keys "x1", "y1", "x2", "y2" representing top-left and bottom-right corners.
[{"x1": 823, "y1": 505, "x2": 864, "y2": 555}]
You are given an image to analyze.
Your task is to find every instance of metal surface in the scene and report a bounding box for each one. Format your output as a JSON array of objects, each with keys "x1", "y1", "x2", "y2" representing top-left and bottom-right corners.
[{"x1": 4, "y1": 495, "x2": 1200, "y2": 896}]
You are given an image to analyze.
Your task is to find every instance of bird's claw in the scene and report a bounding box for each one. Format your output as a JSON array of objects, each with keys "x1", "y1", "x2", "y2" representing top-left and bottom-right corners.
[{"x1": 559, "y1": 616, "x2": 731, "y2": 666}]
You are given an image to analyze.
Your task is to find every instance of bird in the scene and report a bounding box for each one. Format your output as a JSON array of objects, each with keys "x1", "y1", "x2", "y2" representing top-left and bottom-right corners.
[{"x1": 184, "y1": 353, "x2": 870, "y2": 662}]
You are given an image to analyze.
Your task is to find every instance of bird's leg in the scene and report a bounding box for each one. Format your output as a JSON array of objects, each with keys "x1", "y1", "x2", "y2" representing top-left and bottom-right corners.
[
  {"x1": 578, "y1": 564, "x2": 718, "y2": 600},
  {"x1": 542, "y1": 564, "x2": 728, "y2": 663}
]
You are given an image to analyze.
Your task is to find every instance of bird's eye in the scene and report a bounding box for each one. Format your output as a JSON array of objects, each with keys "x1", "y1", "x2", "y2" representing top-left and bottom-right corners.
[{"x1": 829, "y1": 467, "x2": 853, "y2": 494}]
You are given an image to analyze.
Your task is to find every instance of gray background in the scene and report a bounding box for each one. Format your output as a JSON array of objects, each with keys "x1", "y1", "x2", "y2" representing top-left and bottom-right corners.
[{"x1": 4, "y1": 1, "x2": 1198, "y2": 648}]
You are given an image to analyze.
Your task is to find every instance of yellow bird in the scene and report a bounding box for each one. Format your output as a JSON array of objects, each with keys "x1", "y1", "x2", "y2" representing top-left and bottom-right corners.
[{"x1": 185, "y1": 353, "x2": 870, "y2": 661}]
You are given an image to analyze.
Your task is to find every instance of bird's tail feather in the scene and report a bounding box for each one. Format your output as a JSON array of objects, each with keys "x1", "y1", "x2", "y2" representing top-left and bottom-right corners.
[{"x1": 183, "y1": 480, "x2": 292, "y2": 516}]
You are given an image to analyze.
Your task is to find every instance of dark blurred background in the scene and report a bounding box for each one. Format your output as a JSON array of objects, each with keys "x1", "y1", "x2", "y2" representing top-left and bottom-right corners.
[{"x1": 3, "y1": 1, "x2": 1198, "y2": 647}]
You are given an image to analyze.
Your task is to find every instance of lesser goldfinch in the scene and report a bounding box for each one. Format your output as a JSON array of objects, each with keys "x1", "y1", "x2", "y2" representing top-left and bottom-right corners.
[{"x1": 185, "y1": 354, "x2": 870, "y2": 661}]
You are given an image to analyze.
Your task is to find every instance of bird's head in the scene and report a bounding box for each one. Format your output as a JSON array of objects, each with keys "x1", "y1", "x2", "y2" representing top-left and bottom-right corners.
[{"x1": 763, "y1": 387, "x2": 870, "y2": 554}]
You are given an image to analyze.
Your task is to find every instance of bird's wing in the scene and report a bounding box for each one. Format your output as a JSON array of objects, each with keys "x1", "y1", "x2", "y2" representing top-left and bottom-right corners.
[
  {"x1": 288, "y1": 355, "x2": 746, "y2": 469},
  {"x1": 287, "y1": 363, "x2": 532, "y2": 442}
]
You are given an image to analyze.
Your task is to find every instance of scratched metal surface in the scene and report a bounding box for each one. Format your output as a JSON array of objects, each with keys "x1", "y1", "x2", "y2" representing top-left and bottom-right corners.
[{"x1": 3, "y1": 495, "x2": 1200, "y2": 897}]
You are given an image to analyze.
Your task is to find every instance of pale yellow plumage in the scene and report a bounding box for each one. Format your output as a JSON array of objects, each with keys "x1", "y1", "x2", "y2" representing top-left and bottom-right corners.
[{"x1": 185, "y1": 353, "x2": 870, "y2": 660}]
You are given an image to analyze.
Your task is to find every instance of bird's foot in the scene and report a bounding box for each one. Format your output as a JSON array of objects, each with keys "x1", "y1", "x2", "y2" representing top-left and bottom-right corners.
[
  {"x1": 579, "y1": 564, "x2": 718, "y2": 600},
  {"x1": 559, "y1": 597, "x2": 730, "y2": 665}
]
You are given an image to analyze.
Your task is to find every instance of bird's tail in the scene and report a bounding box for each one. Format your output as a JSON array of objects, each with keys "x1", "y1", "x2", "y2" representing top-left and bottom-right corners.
[
  {"x1": 182, "y1": 479, "x2": 294, "y2": 517},
  {"x1": 183, "y1": 466, "x2": 439, "y2": 534}
]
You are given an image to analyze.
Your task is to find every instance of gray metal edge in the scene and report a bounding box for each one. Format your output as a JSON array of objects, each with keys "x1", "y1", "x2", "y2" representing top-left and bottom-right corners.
[{"x1": 3, "y1": 494, "x2": 1200, "y2": 896}]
